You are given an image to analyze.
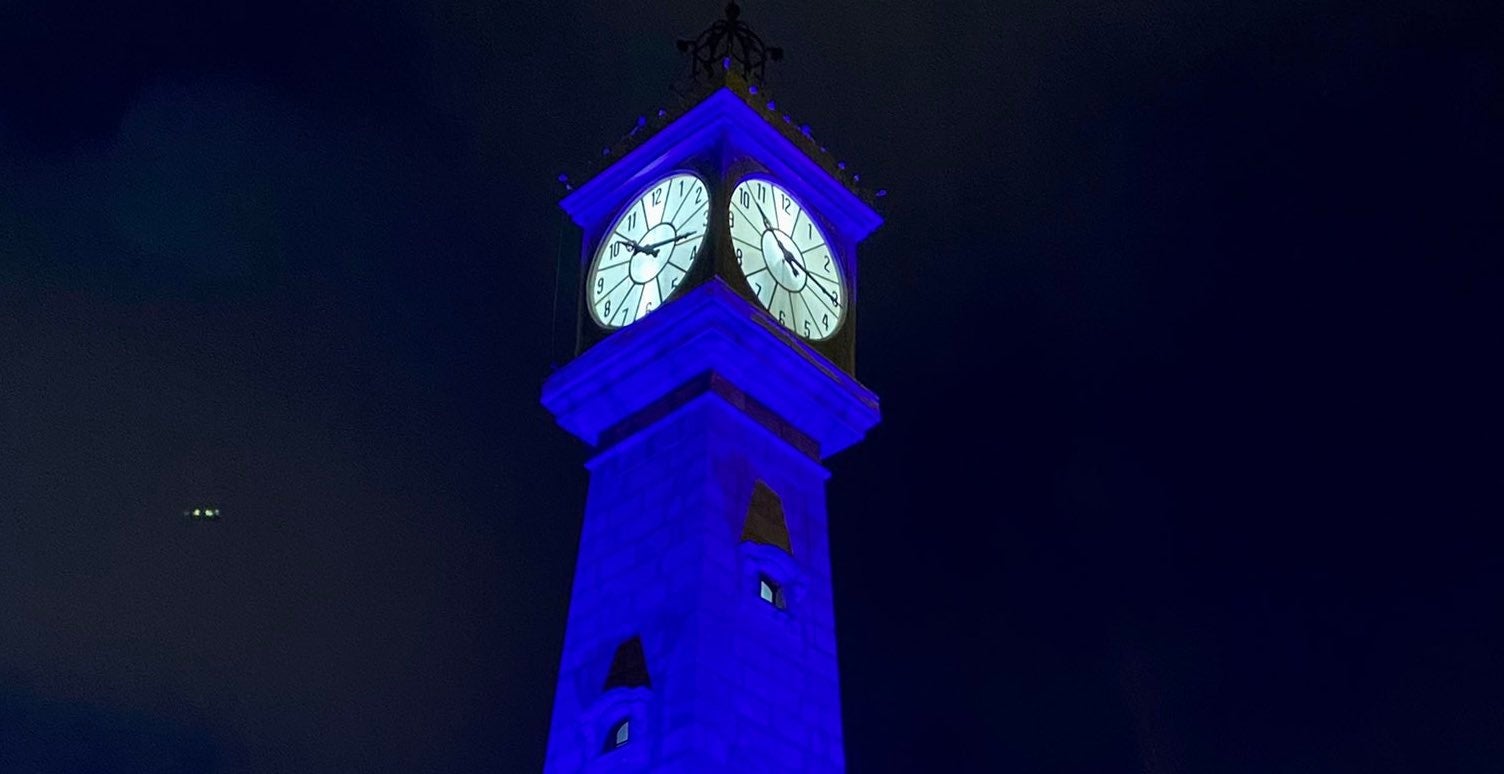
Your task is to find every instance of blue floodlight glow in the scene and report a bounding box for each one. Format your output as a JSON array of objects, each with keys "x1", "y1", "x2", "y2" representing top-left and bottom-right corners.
[
  {"x1": 541, "y1": 336, "x2": 861, "y2": 769},
  {"x1": 543, "y1": 281, "x2": 878, "y2": 456},
  {"x1": 545, "y1": 85, "x2": 883, "y2": 772}
]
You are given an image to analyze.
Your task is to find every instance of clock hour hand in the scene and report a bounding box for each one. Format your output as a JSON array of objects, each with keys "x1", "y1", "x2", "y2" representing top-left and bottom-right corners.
[
  {"x1": 616, "y1": 234, "x2": 664, "y2": 258},
  {"x1": 775, "y1": 239, "x2": 841, "y2": 308},
  {"x1": 638, "y1": 231, "x2": 698, "y2": 252},
  {"x1": 776, "y1": 244, "x2": 801, "y2": 277},
  {"x1": 616, "y1": 235, "x2": 658, "y2": 257}
]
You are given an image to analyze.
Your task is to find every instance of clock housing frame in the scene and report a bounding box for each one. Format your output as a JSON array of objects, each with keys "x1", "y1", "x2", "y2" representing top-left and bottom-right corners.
[{"x1": 560, "y1": 87, "x2": 881, "y2": 375}]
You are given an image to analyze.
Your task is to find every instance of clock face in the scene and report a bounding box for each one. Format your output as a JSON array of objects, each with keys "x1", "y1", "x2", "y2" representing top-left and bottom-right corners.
[
  {"x1": 728, "y1": 178, "x2": 845, "y2": 341},
  {"x1": 588, "y1": 172, "x2": 710, "y2": 329}
]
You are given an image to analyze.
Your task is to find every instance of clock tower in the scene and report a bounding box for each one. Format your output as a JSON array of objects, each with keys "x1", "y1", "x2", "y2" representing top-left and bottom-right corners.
[{"x1": 541, "y1": 5, "x2": 882, "y2": 771}]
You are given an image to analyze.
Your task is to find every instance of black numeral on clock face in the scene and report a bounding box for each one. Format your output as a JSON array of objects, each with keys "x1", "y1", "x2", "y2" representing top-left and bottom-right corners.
[
  {"x1": 596, "y1": 278, "x2": 604, "y2": 294},
  {"x1": 781, "y1": 194, "x2": 792, "y2": 214},
  {"x1": 739, "y1": 189, "x2": 750, "y2": 209},
  {"x1": 627, "y1": 212, "x2": 636, "y2": 230},
  {"x1": 652, "y1": 187, "x2": 662, "y2": 206},
  {"x1": 735, "y1": 247, "x2": 743, "y2": 266}
]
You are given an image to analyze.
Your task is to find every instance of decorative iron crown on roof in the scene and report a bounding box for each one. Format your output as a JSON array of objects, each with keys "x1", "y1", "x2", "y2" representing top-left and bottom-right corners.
[
  {"x1": 556, "y1": 4, "x2": 885, "y2": 207},
  {"x1": 676, "y1": 2, "x2": 784, "y2": 85}
]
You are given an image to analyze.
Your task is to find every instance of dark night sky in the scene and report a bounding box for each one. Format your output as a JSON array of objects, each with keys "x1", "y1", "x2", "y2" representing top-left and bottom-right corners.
[{"x1": 2, "y1": 0, "x2": 1501, "y2": 771}]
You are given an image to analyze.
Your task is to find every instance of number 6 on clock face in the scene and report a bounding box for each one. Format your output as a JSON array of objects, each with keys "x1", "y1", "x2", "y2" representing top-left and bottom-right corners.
[
  {"x1": 727, "y1": 177, "x2": 845, "y2": 341},
  {"x1": 587, "y1": 172, "x2": 710, "y2": 329}
]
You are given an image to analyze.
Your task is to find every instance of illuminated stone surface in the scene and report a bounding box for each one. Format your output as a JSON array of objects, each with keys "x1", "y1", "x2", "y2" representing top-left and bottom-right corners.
[{"x1": 542, "y1": 82, "x2": 880, "y2": 773}]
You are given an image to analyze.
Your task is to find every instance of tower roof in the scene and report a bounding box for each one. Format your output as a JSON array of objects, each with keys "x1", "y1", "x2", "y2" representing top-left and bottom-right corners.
[{"x1": 557, "y1": 7, "x2": 882, "y2": 216}]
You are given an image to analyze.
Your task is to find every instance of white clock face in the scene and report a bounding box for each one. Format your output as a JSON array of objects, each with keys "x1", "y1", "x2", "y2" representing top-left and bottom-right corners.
[
  {"x1": 588, "y1": 172, "x2": 710, "y2": 329},
  {"x1": 728, "y1": 178, "x2": 845, "y2": 341}
]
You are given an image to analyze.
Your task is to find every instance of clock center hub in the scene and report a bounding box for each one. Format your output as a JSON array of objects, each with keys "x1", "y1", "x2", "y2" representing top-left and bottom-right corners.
[
  {"x1": 629, "y1": 223, "x2": 678, "y2": 284},
  {"x1": 760, "y1": 229, "x2": 809, "y2": 293}
]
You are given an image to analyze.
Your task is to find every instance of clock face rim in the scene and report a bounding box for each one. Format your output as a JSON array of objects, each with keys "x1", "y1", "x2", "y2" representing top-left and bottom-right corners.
[
  {"x1": 586, "y1": 171, "x2": 711, "y2": 330},
  {"x1": 727, "y1": 175, "x2": 846, "y2": 341}
]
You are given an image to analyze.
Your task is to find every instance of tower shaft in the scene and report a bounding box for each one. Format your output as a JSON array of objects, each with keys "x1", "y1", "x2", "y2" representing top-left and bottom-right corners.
[{"x1": 544, "y1": 381, "x2": 842, "y2": 771}]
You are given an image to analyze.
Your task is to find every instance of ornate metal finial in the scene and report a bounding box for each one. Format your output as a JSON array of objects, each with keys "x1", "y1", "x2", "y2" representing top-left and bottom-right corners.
[{"x1": 676, "y1": 2, "x2": 784, "y2": 84}]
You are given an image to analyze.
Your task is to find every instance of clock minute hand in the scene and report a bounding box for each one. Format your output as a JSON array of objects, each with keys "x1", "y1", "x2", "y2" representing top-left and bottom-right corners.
[
  {"x1": 752, "y1": 197, "x2": 775, "y2": 233},
  {"x1": 805, "y1": 272, "x2": 841, "y2": 308}
]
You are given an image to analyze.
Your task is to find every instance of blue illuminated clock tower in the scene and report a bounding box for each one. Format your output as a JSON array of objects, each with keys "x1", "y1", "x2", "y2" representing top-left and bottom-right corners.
[{"x1": 541, "y1": 5, "x2": 882, "y2": 771}]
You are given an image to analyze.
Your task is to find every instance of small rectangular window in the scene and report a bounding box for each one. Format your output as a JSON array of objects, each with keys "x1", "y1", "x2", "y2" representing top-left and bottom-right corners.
[
  {"x1": 604, "y1": 718, "x2": 630, "y2": 753},
  {"x1": 758, "y1": 575, "x2": 787, "y2": 610}
]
